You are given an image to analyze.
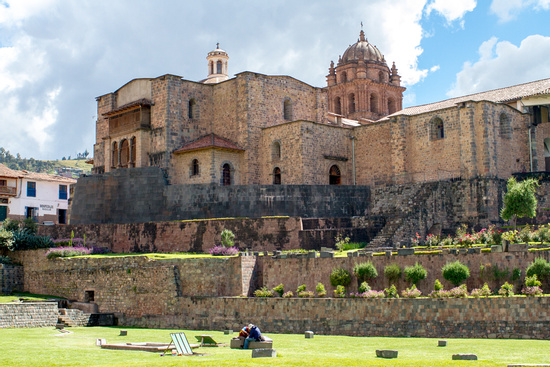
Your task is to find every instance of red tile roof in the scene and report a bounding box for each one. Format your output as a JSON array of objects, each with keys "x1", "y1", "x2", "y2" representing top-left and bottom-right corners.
[
  {"x1": 385, "y1": 78, "x2": 550, "y2": 118},
  {"x1": 0, "y1": 163, "x2": 22, "y2": 178},
  {"x1": 173, "y1": 134, "x2": 245, "y2": 154}
]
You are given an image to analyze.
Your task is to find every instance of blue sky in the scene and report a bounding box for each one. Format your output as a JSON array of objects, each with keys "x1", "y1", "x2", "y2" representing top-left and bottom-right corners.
[{"x1": 0, "y1": 0, "x2": 549, "y2": 160}]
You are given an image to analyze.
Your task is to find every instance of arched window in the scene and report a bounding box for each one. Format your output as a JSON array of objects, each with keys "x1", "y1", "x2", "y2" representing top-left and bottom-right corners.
[
  {"x1": 130, "y1": 137, "x2": 136, "y2": 164},
  {"x1": 388, "y1": 98, "x2": 396, "y2": 114},
  {"x1": 348, "y1": 93, "x2": 356, "y2": 114},
  {"x1": 112, "y1": 142, "x2": 118, "y2": 168},
  {"x1": 209, "y1": 61, "x2": 214, "y2": 75},
  {"x1": 341, "y1": 71, "x2": 347, "y2": 83},
  {"x1": 329, "y1": 165, "x2": 341, "y2": 185},
  {"x1": 217, "y1": 60, "x2": 223, "y2": 74},
  {"x1": 370, "y1": 93, "x2": 378, "y2": 114},
  {"x1": 188, "y1": 99, "x2": 197, "y2": 119},
  {"x1": 273, "y1": 167, "x2": 281, "y2": 185},
  {"x1": 272, "y1": 141, "x2": 281, "y2": 160},
  {"x1": 379, "y1": 71, "x2": 384, "y2": 83},
  {"x1": 222, "y1": 163, "x2": 231, "y2": 186},
  {"x1": 500, "y1": 113, "x2": 511, "y2": 139},
  {"x1": 430, "y1": 117, "x2": 445, "y2": 140},
  {"x1": 120, "y1": 139, "x2": 129, "y2": 167},
  {"x1": 283, "y1": 98, "x2": 293, "y2": 121},
  {"x1": 191, "y1": 159, "x2": 199, "y2": 176},
  {"x1": 335, "y1": 97, "x2": 342, "y2": 115}
]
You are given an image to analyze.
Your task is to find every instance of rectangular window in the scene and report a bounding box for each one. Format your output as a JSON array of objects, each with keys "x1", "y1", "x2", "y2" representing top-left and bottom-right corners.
[
  {"x1": 59, "y1": 185, "x2": 68, "y2": 200},
  {"x1": 0, "y1": 180, "x2": 6, "y2": 186},
  {"x1": 27, "y1": 182, "x2": 36, "y2": 197}
]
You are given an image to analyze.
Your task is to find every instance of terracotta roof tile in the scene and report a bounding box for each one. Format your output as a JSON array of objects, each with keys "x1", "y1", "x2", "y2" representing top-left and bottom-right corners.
[
  {"x1": 173, "y1": 134, "x2": 245, "y2": 154},
  {"x1": 0, "y1": 163, "x2": 22, "y2": 178},
  {"x1": 385, "y1": 78, "x2": 550, "y2": 119}
]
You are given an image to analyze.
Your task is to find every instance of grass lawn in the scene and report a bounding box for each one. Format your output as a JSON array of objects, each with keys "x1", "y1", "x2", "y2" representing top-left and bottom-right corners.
[
  {"x1": 0, "y1": 327, "x2": 548, "y2": 366},
  {"x1": 0, "y1": 292, "x2": 63, "y2": 304}
]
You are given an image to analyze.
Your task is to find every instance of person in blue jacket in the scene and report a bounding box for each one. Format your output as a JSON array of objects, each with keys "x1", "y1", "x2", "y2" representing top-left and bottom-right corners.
[{"x1": 243, "y1": 324, "x2": 262, "y2": 349}]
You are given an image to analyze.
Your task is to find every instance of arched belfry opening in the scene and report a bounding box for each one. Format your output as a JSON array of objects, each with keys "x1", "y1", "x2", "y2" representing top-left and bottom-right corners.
[{"x1": 329, "y1": 165, "x2": 341, "y2": 185}]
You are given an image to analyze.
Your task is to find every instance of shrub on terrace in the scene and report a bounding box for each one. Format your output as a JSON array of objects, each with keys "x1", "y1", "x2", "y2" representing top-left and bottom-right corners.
[
  {"x1": 442, "y1": 260, "x2": 470, "y2": 286},
  {"x1": 404, "y1": 262, "x2": 427, "y2": 285},
  {"x1": 353, "y1": 262, "x2": 378, "y2": 284},
  {"x1": 383, "y1": 263, "x2": 402, "y2": 285},
  {"x1": 330, "y1": 267, "x2": 351, "y2": 287},
  {"x1": 272, "y1": 283, "x2": 284, "y2": 297}
]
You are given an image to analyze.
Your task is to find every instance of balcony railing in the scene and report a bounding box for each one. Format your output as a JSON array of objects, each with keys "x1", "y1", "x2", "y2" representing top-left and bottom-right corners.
[{"x1": 0, "y1": 186, "x2": 17, "y2": 196}]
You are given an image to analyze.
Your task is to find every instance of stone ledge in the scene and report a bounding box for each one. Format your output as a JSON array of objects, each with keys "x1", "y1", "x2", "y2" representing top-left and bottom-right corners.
[
  {"x1": 452, "y1": 354, "x2": 478, "y2": 360},
  {"x1": 376, "y1": 350, "x2": 398, "y2": 358}
]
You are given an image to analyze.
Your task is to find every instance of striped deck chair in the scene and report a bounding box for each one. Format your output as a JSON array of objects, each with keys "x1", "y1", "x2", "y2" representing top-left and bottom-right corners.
[{"x1": 166, "y1": 332, "x2": 193, "y2": 355}]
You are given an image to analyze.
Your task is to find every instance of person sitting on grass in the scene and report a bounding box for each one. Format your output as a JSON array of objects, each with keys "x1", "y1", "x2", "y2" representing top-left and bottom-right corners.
[{"x1": 243, "y1": 324, "x2": 261, "y2": 349}]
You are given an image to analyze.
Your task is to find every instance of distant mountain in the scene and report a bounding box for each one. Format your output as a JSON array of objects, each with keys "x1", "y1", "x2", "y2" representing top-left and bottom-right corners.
[{"x1": 0, "y1": 147, "x2": 92, "y2": 177}]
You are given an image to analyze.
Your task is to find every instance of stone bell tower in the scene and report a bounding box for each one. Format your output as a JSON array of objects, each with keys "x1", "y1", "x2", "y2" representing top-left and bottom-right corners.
[{"x1": 203, "y1": 43, "x2": 229, "y2": 84}]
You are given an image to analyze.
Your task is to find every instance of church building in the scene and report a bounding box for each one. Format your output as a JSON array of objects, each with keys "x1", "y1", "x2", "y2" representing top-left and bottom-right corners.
[{"x1": 91, "y1": 31, "x2": 550, "y2": 188}]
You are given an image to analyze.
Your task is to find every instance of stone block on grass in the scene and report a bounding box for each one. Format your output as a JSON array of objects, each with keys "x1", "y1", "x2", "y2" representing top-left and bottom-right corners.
[
  {"x1": 397, "y1": 248, "x2": 415, "y2": 256},
  {"x1": 376, "y1": 350, "x2": 398, "y2": 358},
  {"x1": 252, "y1": 348, "x2": 277, "y2": 358},
  {"x1": 438, "y1": 340, "x2": 447, "y2": 347},
  {"x1": 452, "y1": 354, "x2": 477, "y2": 360},
  {"x1": 320, "y1": 251, "x2": 334, "y2": 258},
  {"x1": 119, "y1": 330, "x2": 127, "y2": 336},
  {"x1": 305, "y1": 331, "x2": 314, "y2": 339},
  {"x1": 224, "y1": 330, "x2": 232, "y2": 335}
]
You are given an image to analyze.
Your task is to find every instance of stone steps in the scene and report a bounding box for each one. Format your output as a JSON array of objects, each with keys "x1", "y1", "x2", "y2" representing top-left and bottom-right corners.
[{"x1": 58, "y1": 308, "x2": 93, "y2": 327}]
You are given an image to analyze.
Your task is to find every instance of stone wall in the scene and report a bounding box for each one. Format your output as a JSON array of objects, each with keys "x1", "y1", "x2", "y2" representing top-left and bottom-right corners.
[
  {"x1": 39, "y1": 217, "x2": 303, "y2": 253},
  {"x1": 70, "y1": 167, "x2": 371, "y2": 224},
  {"x1": 0, "y1": 302, "x2": 58, "y2": 328},
  {"x1": 0, "y1": 264, "x2": 23, "y2": 294},
  {"x1": 120, "y1": 296, "x2": 550, "y2": 339}
]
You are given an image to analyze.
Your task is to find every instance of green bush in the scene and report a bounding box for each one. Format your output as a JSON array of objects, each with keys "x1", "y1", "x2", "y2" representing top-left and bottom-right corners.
[
  {"x1": 334, "y1": 285, "x2": 346, "y2": 298},
  {"x1": 442, "y1": 260, "x2": 470, "y2": 286},
  {"x1": 330, "y1": 267, "x2": 351, "y2": 287},
  {"x1": 404, "y1": 262, "x2": 427, "y2": 285},
  {"x1": 434, "y1": 279, "x2": 444, "y2": 291},
  {"x1": 316, "y1": 282, "x2": 327, "y2": 297},
  {"x1": 353, "y1": 262, "x2": 378, "y2": 283},
  {"x1": 272, "y1": 283, "x2": 284, "y2": 297},
  {"x1": 384, "y1": 284, "x2": 399, "y2": 298},
  {"x1": 383, "y1": 263, "x2": 402, "y2": 284},
  {"x1": 296, "y1": 284, "x2": 307, "y2": 293},
  {"x1": 511, "y1": 267, "x2": 522, "y2": 282},
  {"x1": 525, "y1": 274, "x2": 541, "y2": 288},
  {"x1": 358, "y1": 281, "x2": 371, "y2": 294},
  {"x1": 498, "y1": 282, "x2": 514, "y2": 297},
  {"x1": 526, "y1": 258, "x2": 550, "y2": 280},
  {"x1": 254, "y1": 287, "x2": 274, "y2": 297},
  {"x1": 220, "y1": 229, "x2": 235, "y2": 247}
]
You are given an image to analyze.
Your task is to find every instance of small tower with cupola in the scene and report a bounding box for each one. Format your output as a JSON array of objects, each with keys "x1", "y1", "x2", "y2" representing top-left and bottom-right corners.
[{"x1": 203, "y1": 43, "x2": 229, "y2": 84}]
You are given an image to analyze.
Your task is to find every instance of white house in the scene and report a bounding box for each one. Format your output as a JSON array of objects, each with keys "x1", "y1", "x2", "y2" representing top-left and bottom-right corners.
[{"x1": 0, "y1": 163, "x2": 76, "y2": 224}]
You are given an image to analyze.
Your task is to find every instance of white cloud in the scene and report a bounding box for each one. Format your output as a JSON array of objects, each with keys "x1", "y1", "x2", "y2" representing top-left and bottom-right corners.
[
  {"x1": 490, "y1": 0, "x2": 550, "y2": 22},
  {"x1": 448, "y1": 35, "x2": 550, "y2": 97},
  {"x1": 430, "y1": 65, "x2": 440, "y2": 72},
  {"x1": 425, "y1": 0, "x2": 477, "y2": 24}
]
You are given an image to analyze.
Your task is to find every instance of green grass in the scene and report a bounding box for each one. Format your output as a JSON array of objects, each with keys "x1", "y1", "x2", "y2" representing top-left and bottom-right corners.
[
  {"x1": 54, "y1": 159, "x2": 92, "y2": 173},
  {"x1": 0, "y1": 327, "x2": 548, "y2": 366},
  {"x1": 74, "y1": 253, "x2": 236, "y2": 260},
  {"x1": 0, "y1": 292, "x2": 64, "y2": 303}
]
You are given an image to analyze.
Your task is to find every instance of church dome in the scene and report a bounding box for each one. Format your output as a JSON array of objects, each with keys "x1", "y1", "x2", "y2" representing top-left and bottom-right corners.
[{"x1": 341, "y1": 30, "x2": 385, "y2": 64}]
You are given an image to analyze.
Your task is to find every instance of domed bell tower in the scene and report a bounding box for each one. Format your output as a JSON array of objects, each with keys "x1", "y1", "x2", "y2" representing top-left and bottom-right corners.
[{"x1": 326, "y1": 30, "x2": 405, "y2": 121}]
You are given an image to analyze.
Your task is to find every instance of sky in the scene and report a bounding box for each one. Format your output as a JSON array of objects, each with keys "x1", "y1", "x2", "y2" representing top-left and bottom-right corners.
[{"x1": 0, "y1": 0, "x2": 550, "y2": 160}]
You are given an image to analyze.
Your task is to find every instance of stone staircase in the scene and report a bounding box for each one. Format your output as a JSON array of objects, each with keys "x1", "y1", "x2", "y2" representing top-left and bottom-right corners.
[
  {"x1": 299, "y1": 217, "x2": 385, "y2": 249},
  {"x1": 58, "y1": 308, "x2": 93, "y2": 327},
  {"x1": 368, "y1": 182, "x2": 437, "y2": 248}
]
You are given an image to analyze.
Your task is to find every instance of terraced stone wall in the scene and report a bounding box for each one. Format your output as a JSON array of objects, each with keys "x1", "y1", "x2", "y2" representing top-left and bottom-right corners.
[
  {"x1": 0, "y1": 264, "x2": 23, "y2": 294},
  {"x1": 0, "y1": 302, "x2": 58, "y2": 328}
]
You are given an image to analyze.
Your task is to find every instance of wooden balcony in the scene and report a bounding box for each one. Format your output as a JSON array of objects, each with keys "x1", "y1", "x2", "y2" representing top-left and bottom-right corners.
[{"x1": 0, "y1": 186, "x2": 17, "y2": 196}]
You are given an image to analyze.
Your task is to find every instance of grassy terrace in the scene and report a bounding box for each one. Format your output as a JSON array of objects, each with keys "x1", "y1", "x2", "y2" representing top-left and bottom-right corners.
[{"x1": 0, "y1": 327, "x2": 548, "y2": 366}]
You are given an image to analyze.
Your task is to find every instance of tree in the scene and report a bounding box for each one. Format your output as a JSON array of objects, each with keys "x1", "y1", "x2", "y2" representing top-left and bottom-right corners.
[{"x1": 500, "y1": 177, "x2": 539, "y2": 230}]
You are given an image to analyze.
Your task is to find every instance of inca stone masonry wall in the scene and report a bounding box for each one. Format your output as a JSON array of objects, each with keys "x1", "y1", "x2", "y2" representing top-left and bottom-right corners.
[
  {"x1": 120, "y1": 296, "x2": 550, "y2": 339},
  {"x1": 9, "y1": 250, "x2": 550, "y2": 338},
  {"x1": 0, "y1": 302, "x2": 58, "y2": 328},
  {"x1": 0, "y1": 264, "x2": 23, "y2": 294},
  {"x1": 70, "y1": 167, "x2": 371, "y2": 224}
]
